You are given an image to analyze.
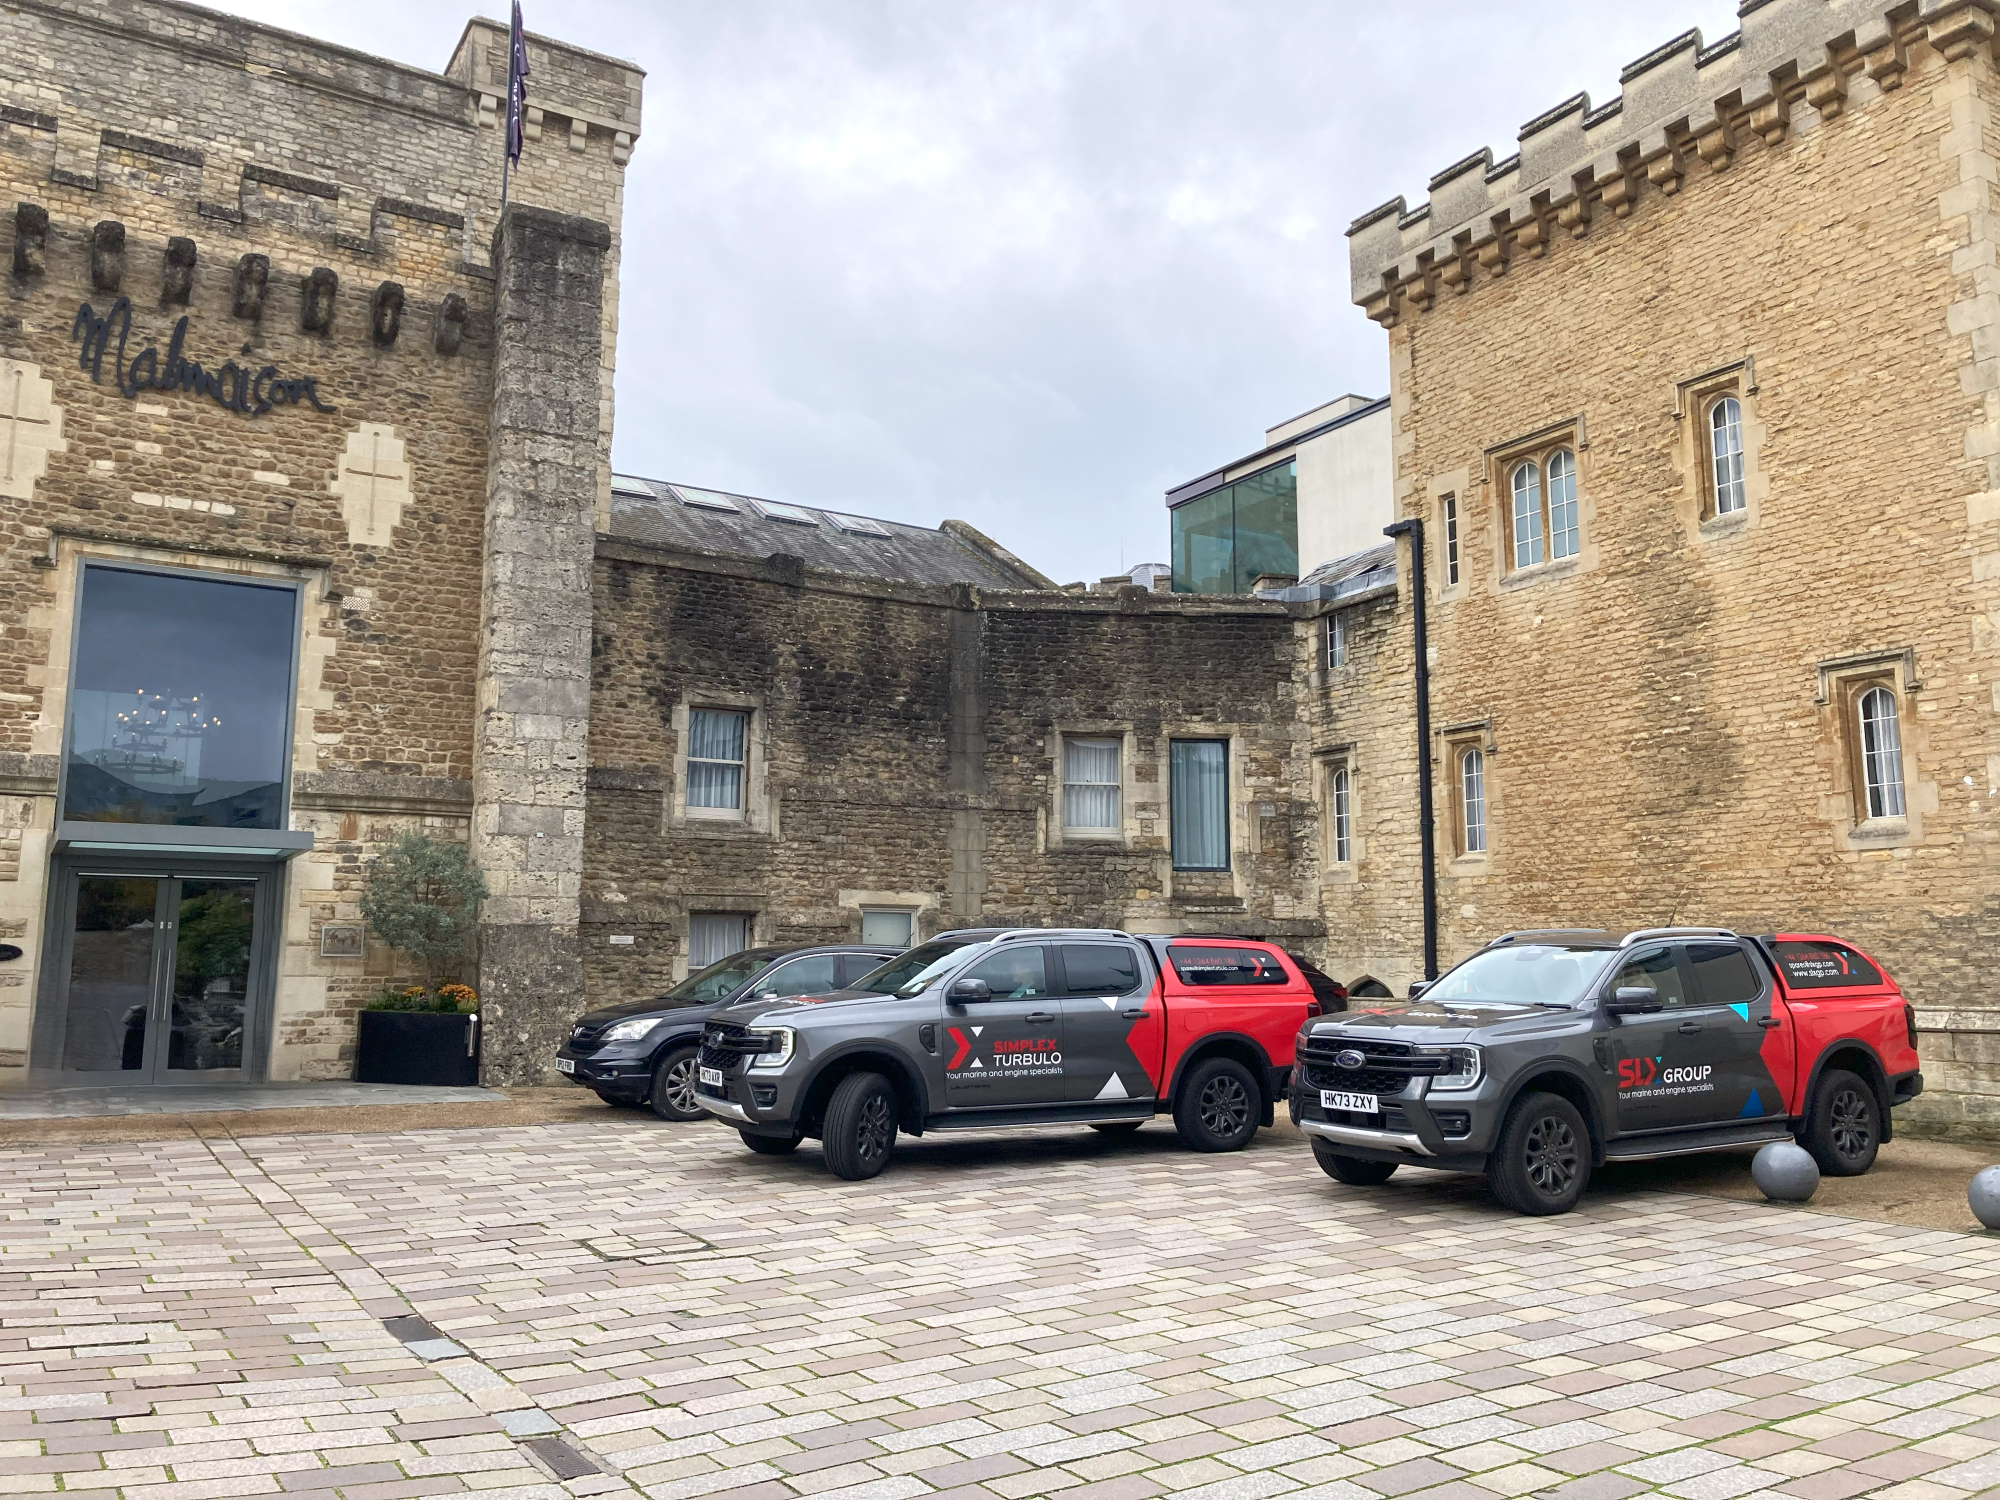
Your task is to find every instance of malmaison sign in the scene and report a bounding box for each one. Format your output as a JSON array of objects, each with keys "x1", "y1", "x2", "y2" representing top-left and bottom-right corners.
[{"x1": 71, "y1": 299, "x2": 337, "y2": 418}]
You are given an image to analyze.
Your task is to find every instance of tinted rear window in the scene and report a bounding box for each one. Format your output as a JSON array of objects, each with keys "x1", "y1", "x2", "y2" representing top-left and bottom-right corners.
[
  {"x1": 1059, "y1": 943, "x2": 1144, "y2": 996},
  {"x1": 1167, "y1": 945, "x2": 1289, "y2": 986},
  {"x1": 1686, "y1": 943, "x2": 1762, "y2": 1007},
  {"x1": 1772, "y1": 940, "x2": 1883, "y2": 989}
]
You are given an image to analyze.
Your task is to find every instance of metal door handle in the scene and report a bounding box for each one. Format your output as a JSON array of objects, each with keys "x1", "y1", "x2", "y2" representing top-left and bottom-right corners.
[
  {"x1": 1757, "y1": 1016, "x2": 1783, "y2": 1029},
  {"x1": 1677, "y1": 1021, "x2": 1702, "y2": 1034},
  {"x1": 1121, "y1": 1008, "x2": 1149, "y2": 1019},
  {"x1": 1026, "y1": 1011, "x2": 1055, "y2": 1024}
]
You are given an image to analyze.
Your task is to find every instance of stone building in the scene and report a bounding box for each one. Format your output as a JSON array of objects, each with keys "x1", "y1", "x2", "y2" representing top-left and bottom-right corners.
[{"x1": 1325, "y1": 0, "x2": 1999, "y2": 1135}]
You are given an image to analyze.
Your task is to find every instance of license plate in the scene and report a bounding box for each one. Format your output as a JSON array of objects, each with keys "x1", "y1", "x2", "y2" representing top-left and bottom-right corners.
[
  {"x1": 1321, "y1": 1089, "x2": 1379, "y2": 1113},
  {"x1": 554, "y1": 1058, "x2": 576, "y2": 1074},
  {"x1": 699, "y1": 1066, "x2": 724, "y2": 1090}
]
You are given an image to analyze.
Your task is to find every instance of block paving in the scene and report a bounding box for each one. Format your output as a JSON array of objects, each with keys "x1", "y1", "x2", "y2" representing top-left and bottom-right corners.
[{"x1": 0, "y1": 1120, "x2": 1994, "y2": 1500}]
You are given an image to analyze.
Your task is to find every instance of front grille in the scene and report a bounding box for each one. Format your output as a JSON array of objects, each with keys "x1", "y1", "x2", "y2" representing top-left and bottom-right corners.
[
  {"x1": 699, "y1": 1022, "x2": 761, "y2": 1069},
  {"x1": 1299, "y1": 1035, "x2": 1446, "y2": 1099},
  {"x1": 569, "y1": 1021, "x2": 609, "y2": 1049}
]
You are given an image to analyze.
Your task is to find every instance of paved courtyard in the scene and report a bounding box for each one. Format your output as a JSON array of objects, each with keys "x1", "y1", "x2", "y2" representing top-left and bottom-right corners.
[{"x1": 0, "y1": 1120, "x2": 1994, "y2": 1500}]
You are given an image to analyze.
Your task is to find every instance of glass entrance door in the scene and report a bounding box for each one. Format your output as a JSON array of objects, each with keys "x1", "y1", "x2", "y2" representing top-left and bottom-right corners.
[{"x1": 55, "y1": 872, "x2": 264, "y2": 1082}]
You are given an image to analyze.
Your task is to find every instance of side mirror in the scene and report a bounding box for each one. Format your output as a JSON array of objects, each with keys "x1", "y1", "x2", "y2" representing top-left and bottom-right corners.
[
  {"x1": 1605, "y1": 986, "x2": 1665, "y2": 1016},
  {"x1": 948, "y1": 978, "x2": 992, "y2": 1003},
  {"x1": 1407, "y1": 981, "x2": 1431, "y2": 1000}
]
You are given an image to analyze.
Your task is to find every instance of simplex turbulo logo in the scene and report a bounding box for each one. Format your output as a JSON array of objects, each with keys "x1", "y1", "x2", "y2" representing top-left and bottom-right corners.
[{"x1": 946, "y1": 1026, "x2": 1062, "y2": 1078}]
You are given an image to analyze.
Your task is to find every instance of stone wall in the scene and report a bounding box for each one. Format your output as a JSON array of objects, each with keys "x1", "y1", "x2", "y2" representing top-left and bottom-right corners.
[
  {"x1": 1348, "y1": 16, "x2": 1998, "y2": 1136},
  {"x1": 582, "y1": 540, "x2": 1326, "y2": 1004}
]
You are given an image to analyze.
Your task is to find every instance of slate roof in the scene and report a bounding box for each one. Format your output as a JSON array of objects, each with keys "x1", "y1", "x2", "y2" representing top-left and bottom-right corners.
[
  {"x1": 606, "y1": 475, "x2": 1055, "y2": 591},
  {"x1": 1259, "y1": 542, "x2": 1398, "y2": 604}
]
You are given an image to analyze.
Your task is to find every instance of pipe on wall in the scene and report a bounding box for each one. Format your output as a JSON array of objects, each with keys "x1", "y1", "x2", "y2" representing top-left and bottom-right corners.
[{"x1": 1382, "y1": 518, "x2": 1437, "y2": 980}]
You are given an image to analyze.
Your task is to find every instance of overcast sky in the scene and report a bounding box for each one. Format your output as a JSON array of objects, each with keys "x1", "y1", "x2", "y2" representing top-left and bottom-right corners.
[{"x1": 219, "y1": 0, "x2": 1739, "y2": 582}]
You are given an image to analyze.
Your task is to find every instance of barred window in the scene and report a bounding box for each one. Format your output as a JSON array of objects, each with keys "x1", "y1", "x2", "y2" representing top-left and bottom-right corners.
[
  {"x1": 1858, "y1": 687, "x2": 1905, "y2": 819},
  {"x1": 1709, "y1": 397, "x2": 1746, "y2": 515}
]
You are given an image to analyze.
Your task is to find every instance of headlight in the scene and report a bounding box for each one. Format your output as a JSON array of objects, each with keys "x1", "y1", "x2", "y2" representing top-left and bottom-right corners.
[
  {"x1": 746, "y1": 1026, "x2": 795, "y2": 1069},
  {"x1": 602, "y1": 1017, "x2": 664, "y2": 1043},
  {"x1": 1419, "y1": 1045, "x2": 1481, "y2": 1090}
]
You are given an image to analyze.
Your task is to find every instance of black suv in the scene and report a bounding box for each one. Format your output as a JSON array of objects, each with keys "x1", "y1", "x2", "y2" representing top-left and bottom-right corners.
[{"x1": 556, "y1": 944, "x2": 897, "y2": 1120}]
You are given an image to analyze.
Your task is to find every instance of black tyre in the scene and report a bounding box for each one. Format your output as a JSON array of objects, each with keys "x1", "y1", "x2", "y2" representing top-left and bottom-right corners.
[
  {"x1": 1313, "y1": 1145, "x2": 1397, "y2": 1185},
  {"x1": 646, "y1": 1046, "x2": 705, "y2": 1123},
  {"x1": 1488, "y1": 1092, "x2": 1590, "y2": 1216},
  {"x1": 739, "y1": 1130, "x2": 801, "y2": 1156},
  {"x1": 1174, "y1": 1057, "x2": 1261, "y2": 1153},
  {"x1": 1089, "y1": 1121, "x2": 1145, "y2": 1136},
  {"x1": 822, "y1": 1071, "x2": 898, "y2": 1180},
  {"x1": 1800, "y1": 1068, "x2": 1879, "y2": 1176},
  {"x1": 595, "y1": 1091, "x2": 644, "y2": 1108}
]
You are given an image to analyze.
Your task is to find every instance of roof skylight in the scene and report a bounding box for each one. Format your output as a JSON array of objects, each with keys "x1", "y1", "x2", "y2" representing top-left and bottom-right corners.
[
  {"x1": 827, "y1": 513, "x2": 892, "y2": 537},
  {"x1": 610, "y1": 474, "x2": 655, "y2": 497},
  {"x1": 752, "y1": 500, "x2": 819, "y2": 527},
  {"x1": 668, "y1": 484, "x2": 742, "y2": 513}
]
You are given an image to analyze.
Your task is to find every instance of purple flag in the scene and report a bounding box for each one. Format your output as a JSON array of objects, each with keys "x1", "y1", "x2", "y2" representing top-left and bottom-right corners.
[{"x1": 505, "y1": 0, "x2": 531, "y2": 166}]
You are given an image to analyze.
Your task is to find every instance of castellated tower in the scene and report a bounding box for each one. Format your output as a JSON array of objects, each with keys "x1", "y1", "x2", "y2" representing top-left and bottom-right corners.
[{"x1": 0, "y1": 0, "x2": 641, "y2": 1085}]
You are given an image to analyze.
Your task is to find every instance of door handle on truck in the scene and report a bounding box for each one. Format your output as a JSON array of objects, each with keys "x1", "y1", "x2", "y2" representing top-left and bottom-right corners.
[
  {"x1": 1121, "y1": 1008, "x2": 1149, "y2": 1019},
  {"x1": 1025, "y1": 1011, "x2": 1055, "y2": 1024},
  {"x1": 1677, "y1": 1021, "x2": 1702, "y2": 1034},
  {"x1": 1757, "y1": 1016, "x2": 1783, "y2": 1029}
]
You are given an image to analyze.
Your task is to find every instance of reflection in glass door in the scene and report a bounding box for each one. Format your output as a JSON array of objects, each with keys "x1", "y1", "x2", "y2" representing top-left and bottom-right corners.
[{"x1": 57, "y1": 873, "x2": 262, "y2": 1081}]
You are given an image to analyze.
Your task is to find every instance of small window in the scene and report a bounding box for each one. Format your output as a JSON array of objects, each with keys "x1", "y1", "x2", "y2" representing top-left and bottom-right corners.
[
  {"x1": 1545, "y1": 449, "x2": 1579, "y2": 560},
  {"x1": 1058, "y1": 943, "x2": 1144, "y2": 997},
  {"x1": 1771, "y1": 940, "x2": 1883, "y2": 990},
  {"x1": 1441, "y1": 494, "x2": 1460, "y2": 586},
  {"x1": 1325, "y1": 612, "x2": 1347, "y2": 670},
  {"x1": 756, "y1": 953, "x2": 841, "y2": 998},
  {"x1": 860, "y1": 909, "x2": 914, "y2": 947},
  {"x1": 1709, "y1": 397, "x2": 1746, "y2": 515},
  {"x1": 688, "y1": 912, "x2": 749, "y2": 968},
  {"x1": 1510, "y1": 462, "x2": 1543, "y2": 569},
  {"x1": 1166, "y1": 945, "x2": 1288, "y2": 986},
  {"x1": 1458, "y1": 747, "x2": 1486, "y2": 855},
  {"x1": 686, "y1": 709, "x2": 747, "y2": 813},
  {"x1": 1062, "y1": 737, "x2": 1121, "y2": 832},
  {"x1": 1858, "y1": 686, "x2": 1905, "y2": 819},
  {"x1": 1330, "y1": 765, "x2": 1352, "y2": 864},
  {"x1": 1169, "y1": 739, "x2": 1229, "y2": 871},
  {"x1": 958, "y1": 944, "x2": 1050, "y2": 998},
  {"x1": 1686, "y1": 942, "x2": 1762, "y2": 1007},
  {"x1": 1608, "y1": 945, "x2": 1688, "y2": 1008}
]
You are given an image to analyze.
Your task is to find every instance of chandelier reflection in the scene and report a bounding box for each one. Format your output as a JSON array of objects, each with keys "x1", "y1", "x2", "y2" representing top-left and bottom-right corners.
[{"x1": 97, "y1": 688, "x2": 223, "y2": 778}]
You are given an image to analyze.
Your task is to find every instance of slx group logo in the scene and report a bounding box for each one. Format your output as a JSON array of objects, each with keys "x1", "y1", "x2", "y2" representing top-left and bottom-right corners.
[{"x1": 1618, "y1": 1056, "x2": 1715, "y2": 1098}]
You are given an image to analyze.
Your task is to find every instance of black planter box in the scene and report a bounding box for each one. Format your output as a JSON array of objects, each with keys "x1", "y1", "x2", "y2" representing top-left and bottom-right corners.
[{"x1": 354, "y1": 1010, "x2": 480, "y2": 1086}]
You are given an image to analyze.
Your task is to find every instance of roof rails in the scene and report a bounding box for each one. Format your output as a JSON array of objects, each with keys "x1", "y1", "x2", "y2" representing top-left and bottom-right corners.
[
  {"x1": 1486, "y1": 929, "x2": 1612, "y2": 946},
  {"x1": 989, "y1": 927, "x2": 1135, "y2": 943},
  {"x1": 1620, "y1": 926, "x2": 1738, "y2": 946}
]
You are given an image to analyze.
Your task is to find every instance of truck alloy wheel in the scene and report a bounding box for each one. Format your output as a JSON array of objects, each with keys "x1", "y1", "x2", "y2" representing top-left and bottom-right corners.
[
  {"x1": 823, "y1": 1071, "x2": 898, "y2": 1180},
  {"x1": 1490, "y1": 1092, "x2": 1591, "y2": 1215},
  {"x1": 1801, "y1": 1068, "x2": 1879, "y2": 1176},
  {"x1": 1175, "y1": 1057, "x2": 1260, "y2": 1153},
  {"x1": 647, "y1": 1046, "x2": 705, "y2": 1123}
]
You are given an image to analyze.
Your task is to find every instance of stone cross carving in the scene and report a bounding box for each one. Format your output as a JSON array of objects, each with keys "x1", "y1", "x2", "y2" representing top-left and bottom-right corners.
[
  {"x1": 332, "y1": 422, "x2": 412, "y2": 546},
  {"x1": 0, "y1": 359, "x2": 65, "y2": 502}
]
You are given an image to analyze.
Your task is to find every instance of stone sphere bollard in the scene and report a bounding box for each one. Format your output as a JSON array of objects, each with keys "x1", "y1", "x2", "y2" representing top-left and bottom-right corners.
[
  {"x1": 1971, "y1": 1166, "x2": 2000, "y2": 1231},
  {"x1": 1752, "y1": 1141, "x2": 1821, "y2": 1203}
]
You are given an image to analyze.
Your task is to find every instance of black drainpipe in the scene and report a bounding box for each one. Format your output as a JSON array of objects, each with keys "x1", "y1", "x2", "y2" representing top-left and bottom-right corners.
[{"x1": 1382, "y1": 518, "x2": 1437, "y2": 980}]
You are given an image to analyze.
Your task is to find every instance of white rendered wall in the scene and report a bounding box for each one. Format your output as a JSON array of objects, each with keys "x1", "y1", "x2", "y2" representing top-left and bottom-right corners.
[{"x1": 1295, "y1": 404, "x2": 1393, "y2": 575}]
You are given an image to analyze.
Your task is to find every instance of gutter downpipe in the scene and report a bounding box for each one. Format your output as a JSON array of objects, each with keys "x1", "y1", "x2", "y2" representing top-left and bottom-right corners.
[{"x1": 1382, "y1": 517, "x2": 1437, "y2": 980}]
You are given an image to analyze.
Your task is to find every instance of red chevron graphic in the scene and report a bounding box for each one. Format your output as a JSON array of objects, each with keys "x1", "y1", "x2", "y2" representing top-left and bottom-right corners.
[{"x1": 945, "y1": 1026, "x2": 971, "y2": 1070}]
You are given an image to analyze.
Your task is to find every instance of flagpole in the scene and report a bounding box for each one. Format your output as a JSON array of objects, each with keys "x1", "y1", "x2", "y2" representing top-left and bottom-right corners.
[{"x1": 500, "y1": 0, "x2": 528, "y2": 229}]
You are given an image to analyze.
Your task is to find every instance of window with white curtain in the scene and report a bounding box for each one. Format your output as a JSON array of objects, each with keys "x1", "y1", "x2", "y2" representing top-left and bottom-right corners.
[
  {"x1": 1459, "y1": 747, "x2": 1487, "y2": 855},
  {"x1": 861, "y1": 909, "x2": 914, "y2": 947},
  {"x1": 1170, "y1": 739, "x2": 1229, "y2": 871},
  {"x1": 686, "y1": 708, "x2": 747, "y2": 814},
  {"x1": 1858, "y1": 687, "x2": 1905, "y2": 819},
  {"x1": 1709, "y1": 397, "x2": 1746, "y2": 515},
  {"x1": 1330, "y1": 765, "x2": 1352, "y2": 864},
  {"x1": 1062, "y1": 737, "x2": 1121, "y2": 832},
  {"x1": 688, "y1": 912, "x2": 749, "y2": 968}
]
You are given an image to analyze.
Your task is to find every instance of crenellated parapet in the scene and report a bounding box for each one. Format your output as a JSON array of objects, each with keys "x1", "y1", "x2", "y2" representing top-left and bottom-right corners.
[{"x1": 1347, "y1": 0, "x2": 1997, "y2": 327}]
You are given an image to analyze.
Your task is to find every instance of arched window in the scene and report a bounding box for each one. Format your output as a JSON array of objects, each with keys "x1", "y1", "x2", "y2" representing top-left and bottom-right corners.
[
  {"x1": 1331, "y1": 765, "x2": 1352, "y2": 863},
  {"x1": 1858, "y1": 687, "x2": 1905, "y2": 819},
  {"x1": 1546, "y1": 449, "x2": 1578, "y2": 559},
  {"x1": 1460, "y1": 747, "x2": 1486, "y2": 854},
  {"x1": 1510, "y1": 462, "x2": 1543, "y2": 569},
  {"x1": 1709, "y1": 397, "x2": 1746, "y2": 515}
]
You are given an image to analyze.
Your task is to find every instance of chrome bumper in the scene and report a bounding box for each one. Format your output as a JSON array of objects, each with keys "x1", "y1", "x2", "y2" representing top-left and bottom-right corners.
[
  {"x1": 698, "y1": 1095, "x2": 751, "y2": 1123},
  {"x1": 1301, "y1": 1118, "x2": 1434, "y2": 1157}
]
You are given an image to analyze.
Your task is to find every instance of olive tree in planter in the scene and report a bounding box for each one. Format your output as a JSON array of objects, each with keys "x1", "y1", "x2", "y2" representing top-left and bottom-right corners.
[{"x1": 354, "y1": 830, "x2": 490, "y2": 1085}]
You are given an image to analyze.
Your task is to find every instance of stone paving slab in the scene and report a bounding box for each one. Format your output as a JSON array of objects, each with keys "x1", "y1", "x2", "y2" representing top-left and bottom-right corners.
[
  {"x1": 0, "y1": 1118, "x2": 1993, "y2": 1500},
  {"x1": 0, "y1": 1083, "x2": 508, "y2": 1120}
]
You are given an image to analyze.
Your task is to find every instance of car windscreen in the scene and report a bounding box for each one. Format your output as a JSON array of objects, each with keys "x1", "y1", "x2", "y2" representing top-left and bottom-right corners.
[
  {"x1": 657, "y1": 949, "x2": 783, "y2": 1005},
  {"x1": 1424, "y1": 944, "x2": 1613, "y2": 1008},
  {"x1": 851, "y1": 937, "x2": 992, "y2": 997}
]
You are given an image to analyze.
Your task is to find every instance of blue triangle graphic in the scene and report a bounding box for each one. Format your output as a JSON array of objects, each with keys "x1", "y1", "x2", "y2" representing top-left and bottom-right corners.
[
  {"x1": 1739, "y1": 1089, "x2": 1763, "y2": 1119},
  {"x1": 1729, "y1": 1004, "x2": 1751, "y2": 1022}
]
